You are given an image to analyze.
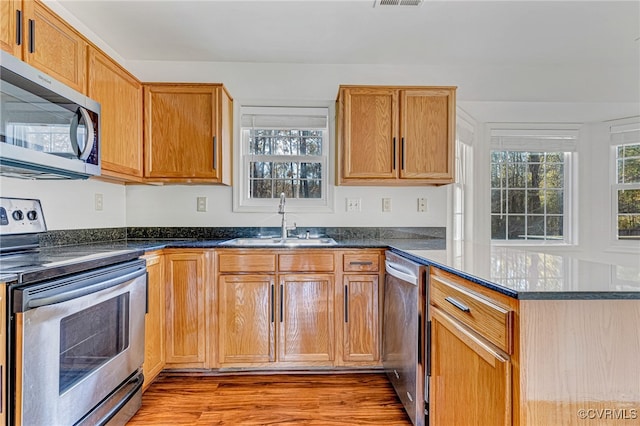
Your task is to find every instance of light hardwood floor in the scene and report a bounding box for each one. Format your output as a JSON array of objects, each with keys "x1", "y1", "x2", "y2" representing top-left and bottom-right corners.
[{"x1": 128, "y1": 373, "x2": 412, "y2": 425}]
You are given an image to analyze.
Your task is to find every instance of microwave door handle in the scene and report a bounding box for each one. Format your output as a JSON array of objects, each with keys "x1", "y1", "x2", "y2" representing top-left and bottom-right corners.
[{"x1": 69, "y1": 107, "x2": 96, "y2": 161}]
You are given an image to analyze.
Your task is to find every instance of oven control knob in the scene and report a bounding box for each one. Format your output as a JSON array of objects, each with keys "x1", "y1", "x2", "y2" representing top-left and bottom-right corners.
[
  {"x1": 27, "y1": 210, "x2": 38, "y2": 221},
  {"x1": 12, "y1": 210, "x2": 24, "y2": 221}
]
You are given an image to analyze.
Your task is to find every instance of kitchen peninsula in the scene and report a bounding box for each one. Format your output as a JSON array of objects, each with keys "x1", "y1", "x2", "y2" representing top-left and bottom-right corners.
[{"x1": 22, "y1": 227, "x2": 639, "y2": 425}]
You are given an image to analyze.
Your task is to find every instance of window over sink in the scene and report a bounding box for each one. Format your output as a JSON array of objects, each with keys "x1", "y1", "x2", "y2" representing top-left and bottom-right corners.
[{"x1": 233, "y1": 105, "x2": 333, "y2": 212}]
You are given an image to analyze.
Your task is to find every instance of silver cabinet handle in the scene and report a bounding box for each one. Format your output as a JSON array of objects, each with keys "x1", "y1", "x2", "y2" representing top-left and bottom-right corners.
[
  {"x1": 349, "y1": 261, "x2": 373, "y2": 266},
  {"x1": 445, "y1": 296, "x2": 471, "y2": 313}
]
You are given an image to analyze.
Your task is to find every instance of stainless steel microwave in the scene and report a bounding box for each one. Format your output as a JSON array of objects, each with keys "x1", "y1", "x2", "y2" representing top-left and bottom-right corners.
[{"x1": 0, "y1": 51, "x2": 101, "y2": 179}]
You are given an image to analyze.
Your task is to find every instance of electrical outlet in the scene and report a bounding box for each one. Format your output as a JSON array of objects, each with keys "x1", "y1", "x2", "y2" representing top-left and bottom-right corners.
[
  {"x1": 418, "y1": 197, "x2": 427, "y2": 212},
  {"x1": 346, "y1": 198, "x2": 361, "y2": 212},
  {"x1": 94, "y1": 193, "x2": 103, "y2": 211},
  {"x1": 382, "y1": 198, "x2": 392, "y2": 212},
  {"x1": 197, "y1": 196, "x2": 208, "y2": 212}
]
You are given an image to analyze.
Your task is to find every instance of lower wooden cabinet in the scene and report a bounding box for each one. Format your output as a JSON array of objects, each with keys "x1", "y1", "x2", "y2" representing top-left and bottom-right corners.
[
  {"x1": 430, "y1": 307, "x2": 511, "y2": 426},
  {"x1": 278, "y1": 273, "x2": 334, "y2": 364},
  {"x1": 153, "y1": 248, "x2": 382, "y2": 373},
  {"x1": 342, "y1": 274, "x2": 379, "y2": 363},
  {"x1": 164, "y1": 250, "x2": 211, "y2": 369},
  {"x1": 142, "y1": 252, "x2": 164, "y2": 390},
  {"x1": 429, "y1": 267, "x2": 514, "y2": 426},
  {"x1": 216, "y1": 250, "x2": 336, "y2": 368},
  {"x1": 218, "y1": 274, "x2": 276, "y2": 364},
  {"x1": 337, "y1": 251, "x2": 383, "y2": 366}
]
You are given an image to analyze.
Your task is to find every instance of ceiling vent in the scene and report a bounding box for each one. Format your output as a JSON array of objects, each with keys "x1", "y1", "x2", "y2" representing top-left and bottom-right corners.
[{"x1": 374, "y1": 0, "x2": 423, "y2": 6}]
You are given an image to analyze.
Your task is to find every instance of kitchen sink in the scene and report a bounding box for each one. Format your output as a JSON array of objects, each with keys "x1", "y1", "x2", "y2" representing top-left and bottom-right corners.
[{"x1": 220, "y1": 237, "x2": 338, "y2": 247}]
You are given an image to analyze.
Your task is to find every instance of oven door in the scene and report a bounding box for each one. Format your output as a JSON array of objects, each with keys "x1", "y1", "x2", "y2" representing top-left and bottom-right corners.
[{"x1": 13, "y1": 260, "x2": 146, "y2": 426}]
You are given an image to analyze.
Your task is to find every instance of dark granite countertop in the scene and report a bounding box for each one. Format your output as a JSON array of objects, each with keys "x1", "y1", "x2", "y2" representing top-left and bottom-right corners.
[
  {"x1": 17, "y1": 231, "x2": 638, "y2": 300},
  {"x1": 392, "y1": 242, "x2": 640, "y2": 300}
]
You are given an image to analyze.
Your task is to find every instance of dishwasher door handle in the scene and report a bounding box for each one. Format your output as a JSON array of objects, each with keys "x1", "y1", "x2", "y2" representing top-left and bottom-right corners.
[{"x1": 385, "y1": 261, "x2": 418, "y2": 285}]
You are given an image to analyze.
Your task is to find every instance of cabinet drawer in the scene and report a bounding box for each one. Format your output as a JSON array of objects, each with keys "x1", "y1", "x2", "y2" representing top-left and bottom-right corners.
[
  {"x1": 343, "y1": 253, "x2": 379, "y2": 272},
  {"x1": 218, "y1": 253, "x2": 276, "y2": 273},
  {"x1": 279, "y1": 253, "x2": 335, "y2": 272},
  {"x1": 430, "y1": 274, "x2": 513, "y2": 354}
]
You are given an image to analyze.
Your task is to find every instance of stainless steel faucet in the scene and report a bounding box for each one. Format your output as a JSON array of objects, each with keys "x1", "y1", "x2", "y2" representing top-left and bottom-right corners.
[{"x1": 278, "y1": 192, "x2": 296, "y2": 239}]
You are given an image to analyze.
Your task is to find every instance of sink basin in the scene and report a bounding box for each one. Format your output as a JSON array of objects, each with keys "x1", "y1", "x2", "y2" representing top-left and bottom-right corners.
[{"x1": 220, "y1": 237, "x2": 338, "y2": 247}]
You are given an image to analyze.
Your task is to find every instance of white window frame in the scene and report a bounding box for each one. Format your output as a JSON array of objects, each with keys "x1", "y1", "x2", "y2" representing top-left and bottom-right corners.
[
  {"x1": 233, "y1": 104, "x2": 334, "y2": 213},
  {"x1": 451, "y1": 109, "x2": 476, "y2": 242},
  {"x1": 609, "y1": 120, "x2": 640, "y2": 250},
  {"x1": 488, "y1": 124, "x2": 579, "y2": 246}
]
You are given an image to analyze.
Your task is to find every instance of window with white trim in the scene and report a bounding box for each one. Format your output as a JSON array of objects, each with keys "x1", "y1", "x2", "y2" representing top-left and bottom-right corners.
[
  {"x1": 235, "y1": 106, "x2": 331, "y2": 212},
  {"x1": 490, "y1": 128, "x2": 577, "y2": 243},
  {"x1": 611, "y1": 123, "x2": 640, "y2": 241}
]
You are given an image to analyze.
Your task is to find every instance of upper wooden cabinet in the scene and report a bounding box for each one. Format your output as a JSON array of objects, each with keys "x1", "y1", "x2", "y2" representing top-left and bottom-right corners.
[
  {"x1": 1, "y1": 0, "x2": 21, "y2": 57},
  {"x1": 336, "y1": 85, "x2": 456, "y2": 186},
  {"x1": 1, "y1": 0, "x2": 87, "y2": 93},
  {"x1": 87, "y1": 46, "x2": 144, "y2": 181},
  {"x1": 143, "y1": 83, "x2": 233, "y2": 184}
]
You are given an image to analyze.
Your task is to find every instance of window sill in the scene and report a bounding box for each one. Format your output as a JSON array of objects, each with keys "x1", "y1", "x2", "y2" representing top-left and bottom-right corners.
[{"x1": 605, "y1": 244, "x2": 640, "y2": 255}]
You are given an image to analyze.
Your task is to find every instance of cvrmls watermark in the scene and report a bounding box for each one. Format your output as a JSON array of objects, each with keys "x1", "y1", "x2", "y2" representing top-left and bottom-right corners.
[{"x1": 577, "y1": 408, "x2": 638, "y2": 420}]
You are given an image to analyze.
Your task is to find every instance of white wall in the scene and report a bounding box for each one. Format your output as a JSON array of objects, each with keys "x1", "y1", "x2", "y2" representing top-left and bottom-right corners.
[
  {"x1": 0, "y1": 177, "x2": 126, "y2": 230},
  {"x1": 5, "y1": 2, "x2": 640, "y2": 256},
  {"x1": 125, "y1": 184, "x2": 447, "y2": 228},
  {"x1": 471, "y1": 118, "x2": 640, "y2": 267}
]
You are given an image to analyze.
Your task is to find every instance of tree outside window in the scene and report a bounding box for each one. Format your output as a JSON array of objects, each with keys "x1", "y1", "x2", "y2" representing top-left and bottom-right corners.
[
  {"x1": 616, "y1": 143, "x2": 640, "y2": 239},
  {"x1": 491, "y1": 151, "x2": 566, "y2": 241}
]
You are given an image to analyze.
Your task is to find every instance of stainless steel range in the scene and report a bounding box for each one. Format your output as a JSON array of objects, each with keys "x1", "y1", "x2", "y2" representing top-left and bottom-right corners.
[{"x1": 0, "y1": 197, "x2": 146, "y2": 426}]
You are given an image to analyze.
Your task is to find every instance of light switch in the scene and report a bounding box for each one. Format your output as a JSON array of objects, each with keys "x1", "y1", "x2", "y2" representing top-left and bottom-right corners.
[
  {"x1": 418, "y1": 198, "x2": 427, "y2": 212},
  {"x1": 94, "y1": 193, "x2": 103, "y2": 211},
  {"x1": 197, "y1": 196, "x2": 208, "y2": 212},
  {"x1": 382, "y1": 198, "x2": 392, "y2": 212}
]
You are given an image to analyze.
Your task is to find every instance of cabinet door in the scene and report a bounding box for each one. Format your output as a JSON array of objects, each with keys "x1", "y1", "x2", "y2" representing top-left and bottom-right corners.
[
  {"x1": 340, "y1": 87, "x2": 398, "y2": 181},
  {"x1": 144, "y1": 84, "x2": 221, "y2": 180},
  {"x1": 142, "y1": 253, "x2": 165, "y2": 390},
  {"x1": 88, "y1": 47, "x2": 143, "y2": 180},
  {"x1": 218, "y1": 274, "x2": 276, "y2": 365},
  {"x1": 342, "y1": 274, "x2": 379, "y2": 363},
  {"x1": 1, "y1": 0, "x2": 21, "y2": 56},
  {"x1": 22, "y1": 0, "x2": 86, "y2": 93},
  {"x1": 165, "y1": 252, "x2": 208, "y2": 368},
  {"x1": 399, "y1": 88, "x2": 455, "y2": 182},
  {"x1": 430, "y1": 308, "x2": 511, "y2": 426},
  {"x1": 279, "y1": 274, "x2": 334, "y2": 363}
]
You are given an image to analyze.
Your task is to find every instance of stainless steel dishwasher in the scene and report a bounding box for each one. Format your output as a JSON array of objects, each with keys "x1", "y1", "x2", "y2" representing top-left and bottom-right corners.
[{"x1": 382, "y1": 251, "x2": 427, "y2": 426}]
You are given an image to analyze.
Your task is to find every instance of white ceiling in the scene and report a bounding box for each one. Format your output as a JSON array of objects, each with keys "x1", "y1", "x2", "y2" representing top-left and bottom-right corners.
[{"x1": 53, "y1": 0, "x2": 640, "y2": 110}]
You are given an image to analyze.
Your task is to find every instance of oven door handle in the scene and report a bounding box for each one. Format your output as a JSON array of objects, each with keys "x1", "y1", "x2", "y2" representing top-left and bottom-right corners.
[{"x1": 25, "y1": 267, "x2": 146, "y2": 309}]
